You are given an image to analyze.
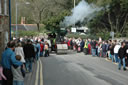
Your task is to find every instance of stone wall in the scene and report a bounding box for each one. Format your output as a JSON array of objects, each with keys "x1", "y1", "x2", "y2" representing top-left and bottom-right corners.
[
  {"x1": 0, "y1": 0, "x2": 9, "y2": 58},
  {"x1": 0, "y1": 16, "x2": 9, "y2": 57}
]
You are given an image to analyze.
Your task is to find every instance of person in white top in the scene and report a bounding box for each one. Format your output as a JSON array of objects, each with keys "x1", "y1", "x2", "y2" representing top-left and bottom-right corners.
[
  {"x1": 114, "y1": 43, "x2": 121, "y2": 63},
  {"x1": 15, "y1": 43, "x2": 25, "y2": 63}
]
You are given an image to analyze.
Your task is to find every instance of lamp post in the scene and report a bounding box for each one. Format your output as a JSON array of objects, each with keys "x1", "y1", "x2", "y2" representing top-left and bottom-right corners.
[
  {"x1": 74, "y1": 0, "x2": 75, "y2": 9},
  {"x1": 9, "y1": 0, "x2": 11, "y2": 40},
  {"x1": 74, "y1": 0, "x2": 75, "y2": 27},
  {"x1": 15, "y1": 1, "x2": 30, "y2": 38}
]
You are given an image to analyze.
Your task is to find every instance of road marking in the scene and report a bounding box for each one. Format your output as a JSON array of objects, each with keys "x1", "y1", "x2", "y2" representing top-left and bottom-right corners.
[
  {"x1": 39, "y1": 59, "x2": 43, "y2": 85},
  {"x1": 35, "y1": 60, "x2": 39, "y2": 85}
]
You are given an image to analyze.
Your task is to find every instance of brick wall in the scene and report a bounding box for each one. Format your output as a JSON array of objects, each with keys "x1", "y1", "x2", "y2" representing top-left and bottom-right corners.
[{"x1": 0, "y1": 0, "x2": 9, "y2": 58}]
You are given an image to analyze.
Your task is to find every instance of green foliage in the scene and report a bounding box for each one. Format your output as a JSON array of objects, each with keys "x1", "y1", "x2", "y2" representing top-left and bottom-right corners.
[
  {"x1": 18, "y1": 31, "x2": 38, "y2": 37},
  {"x1": 11, "y1": 0, "x2": 128, "y2": 39},
  {"x1": 96, "y1": 31, "x2": 110, "y2": 40},
  {"x1": 126, "y1": 32, "x2": 128, "y2": 37},
  {"x1": 43, "y1": 10, "x2": 70, "y2": 33},
  {"x1": 87, "y1": 0, "x2": 128, "y2": 38}
]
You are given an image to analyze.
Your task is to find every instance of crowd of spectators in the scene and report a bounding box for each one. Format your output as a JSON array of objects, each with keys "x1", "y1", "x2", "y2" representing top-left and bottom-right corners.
[
  {"x1": 0, "y1": 37, "x2": 49, "y2": 85},
  {"x1": 0, "y1": 36, "x2": 128, "y2": 85},
  {"x1": 65, "y1": 37, "x2": 128, "y2": 71}
]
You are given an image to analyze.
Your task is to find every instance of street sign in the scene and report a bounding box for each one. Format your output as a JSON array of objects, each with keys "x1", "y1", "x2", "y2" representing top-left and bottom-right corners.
[
  {"x1": 61, "y1": 28, "x2": 65, "y2": 30},
  {"x1": 71, "y1": 28, "x2": 76, "y2": 32},
  {"x1": 110, "y1": 31, "x2": 114, "y2": 40},
  {"x1": 110, "y1": 31, "x2": 114, "y2": 36}
]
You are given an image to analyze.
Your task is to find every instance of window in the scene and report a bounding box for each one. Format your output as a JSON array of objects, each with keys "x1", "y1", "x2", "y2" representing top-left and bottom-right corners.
[
  {"x1": 4, "y1": 0, "x2": 7, "y2": 15},
  {"x1": 0, "y1": 0, "x2": 1, "y2": 14}
]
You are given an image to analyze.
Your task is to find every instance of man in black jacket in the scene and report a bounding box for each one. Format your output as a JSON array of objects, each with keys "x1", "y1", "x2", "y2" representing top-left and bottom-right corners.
[
  {"x1": 118, "y1": 42, "x2": 126, "y2": 71},
  {"x1": 124, "y1": 42, "x2": 128, "y2": 66},
  {"x1": 23, "y1": 40, "x2": 35, "y2": 72}
]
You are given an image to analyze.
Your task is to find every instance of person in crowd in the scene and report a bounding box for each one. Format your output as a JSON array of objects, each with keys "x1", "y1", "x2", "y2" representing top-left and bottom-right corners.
[
  {"x1": 124, "y1": 42, "x2": 128, "y2": 66},
  {"x1": 44, "y1": 41, "x2": 49, "y2": 57},
  {"x1": 67, "y1": 38, "x2": 70, "y2": 49},
  {"x1": 80, "y1": 39, "x2": 85, "y2": 52},
  {"x1": 97, "y1": 43, "x2": 101, "y2": 57},
  {"x1": 91, "y1": 40, "x2": 96, "y2": 56},
  {"x1": 106, "y1": 41, "x2": 110, "y2": 58},
  {"x1": 109, "y1": 43, "x2": 115, "y2": 62},
  {"x1": 1, "y1": 41, "x2": 22, "y2": 85},
  {"x1": 73, "y1": 39, "x2": 77, "y2": 51},
  {"x1": 35, "y1": 41, "x2": 41, "y2": 60},
  {"x1": 51, "y1": 38, "x2": 56, "y2": 51},
  {"x1": 118, "y1": 42, "x2": 127, "y2": 71},
  {"x1": 40, "y1": 42, "x2": 44, "y2": 57},
  {"x1": 0, "y1": 64, "x2": 7, "y2": 85},
  {"x1": 114, "y1": 42, "x2": 121, "y2": 63},
  {"x1": 15, "y1": 42, "x2": 25, "y2": 63},
  {"x1": 84, "y1": 39, "x2": 88, "y2": 55},
  {"x1": 12, "y1": 55, "x2": 24, "y2": 85},
  {"x1": 23, "y1": 40, "x2": 35, "y2": 72},
  {"x1": 96, "y1": 41, "x2": 98, "y2": 56},
  {"x1": 41, "y1": 38, "x2": 44, "y2": 42},
  {"x1": 108, "y1": 40, "x2": 112, "y2": 59},
  {"x1": 101, "y1": 41, "x2": 107, "y2": 57},
  {"x1": 88, "y1": 40, "x2": 91, "y2": 54},
  {"x1": 70, "y1": 38, "x2": 73, "y2": 50},
  {"x1": 77, "y1": 39, "x2": 81, "y2": 52}
]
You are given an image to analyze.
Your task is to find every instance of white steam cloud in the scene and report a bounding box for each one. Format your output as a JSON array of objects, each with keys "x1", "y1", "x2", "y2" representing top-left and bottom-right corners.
[{"x1": 61, "y1": 0, "x2": 102, "y2": 27}]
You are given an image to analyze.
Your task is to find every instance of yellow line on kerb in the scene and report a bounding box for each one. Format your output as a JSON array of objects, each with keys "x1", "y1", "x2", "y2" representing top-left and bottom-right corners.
[
  {"x1": 39, "y1": 59, "x2": 43, "y2": 85},
  {"x1": 35, "y1": 60, "x2": 39, "y2": 85}
]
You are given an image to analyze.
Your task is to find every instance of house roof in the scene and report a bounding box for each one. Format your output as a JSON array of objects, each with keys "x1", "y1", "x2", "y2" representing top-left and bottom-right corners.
[
  {"x1": 11, "y1": 24, "x2": 26, "y2": 31},
  {"x1": 11, "y1": 24, "x2": 39, "y2": 31},
  {"x1": 24, "y1": 24, "x2": 38, "y2": 31}
]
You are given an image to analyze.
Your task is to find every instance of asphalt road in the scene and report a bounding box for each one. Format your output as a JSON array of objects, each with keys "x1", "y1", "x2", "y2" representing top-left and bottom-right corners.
[{"x1": 43, "y1": 51, "x2": 128, "y2": 85}]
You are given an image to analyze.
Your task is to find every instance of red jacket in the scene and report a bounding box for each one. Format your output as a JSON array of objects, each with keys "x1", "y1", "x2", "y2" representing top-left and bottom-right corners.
[
  {"x1": 67, "y1": 40, "x2": 71, "y2": 47},
  {"x1": 40, "y1": 43, "x2": 44, "y2": 52}
]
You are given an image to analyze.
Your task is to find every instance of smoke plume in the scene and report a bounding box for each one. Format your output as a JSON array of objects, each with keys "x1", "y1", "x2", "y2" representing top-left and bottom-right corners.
[{"x1": 61, "y1": 0, "x2": 102, "y2": 27}]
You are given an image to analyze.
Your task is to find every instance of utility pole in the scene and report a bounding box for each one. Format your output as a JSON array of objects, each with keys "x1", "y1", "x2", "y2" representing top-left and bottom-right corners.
[
  {"x1": 15, "y1": 0, "x2": 30, "y2": 38},
  {"x1": 74, "y1": 0, "x2": 76, "y2": 27},
  {"x1": 16, "y1": 2, "x2": 18, "y2": 38},
  {"x1": 9, "y1": 0, "x2": 11, "y2": 40}
]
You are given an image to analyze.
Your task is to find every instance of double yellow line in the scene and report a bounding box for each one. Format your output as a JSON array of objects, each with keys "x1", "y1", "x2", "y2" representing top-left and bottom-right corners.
[{"x1": 35, "y1": 59, "x2": 43, "y2": 85}]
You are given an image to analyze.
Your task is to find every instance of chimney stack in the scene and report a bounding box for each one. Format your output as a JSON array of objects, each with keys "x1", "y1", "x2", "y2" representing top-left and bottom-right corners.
[{"x1": 21, "y1": 17, "x2": 25, "y2": 24}]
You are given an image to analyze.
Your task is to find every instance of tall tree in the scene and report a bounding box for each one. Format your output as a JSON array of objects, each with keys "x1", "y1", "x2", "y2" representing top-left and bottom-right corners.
[{"x1": 87, "y1": 0, "x2": 128, "y2": 37}]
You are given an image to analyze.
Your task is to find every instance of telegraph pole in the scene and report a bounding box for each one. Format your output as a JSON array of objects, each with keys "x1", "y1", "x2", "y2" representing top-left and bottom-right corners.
[{"x1": 74, "y1": 0, "x2": 76, "y2": 27}]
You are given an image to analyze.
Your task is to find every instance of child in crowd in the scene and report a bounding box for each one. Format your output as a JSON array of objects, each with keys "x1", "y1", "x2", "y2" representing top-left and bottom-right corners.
[
  {"x1": 97, "y1": 44, "x2": 101, "y2": 57},
  {"x1": 0, "y1": 64, "x2": 7, "y2": 85},
  {"x1": 44, "y1": 42, "x2": 49, "y2": 57},
  {"x1": 12, "y1": 55, "x2": 24, "y2": 85}
]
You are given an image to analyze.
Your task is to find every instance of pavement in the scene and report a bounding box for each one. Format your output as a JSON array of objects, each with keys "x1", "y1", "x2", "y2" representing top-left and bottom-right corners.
[
  {"x1": 24, "y1": 50, "x2": 128, "y2": 85},
  {"x1": 24, "y1": 58, "x2": 43, "y2": 85}
]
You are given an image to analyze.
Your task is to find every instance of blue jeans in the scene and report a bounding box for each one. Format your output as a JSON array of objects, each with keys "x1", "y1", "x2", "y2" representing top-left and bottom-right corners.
[
  {"x1": 114, "y1": 53, "x2": 119, "y2": 63},
  {"x1": 92, "y1": 49, "x2": 96, "y2": 56},
  {"x1": 110, "y1": 54, "x2": 114, "y2": 62},
  {"x1": 25, "y1": 58, "x2": 33, "y2": 72},
  {"x1": 13, "y1": 81, "x2": 24, "y2": 85},
  {"x1": 118, "y1": 58, "x2": 126, "y2": 69},
  {"x1": 36, "y1": 51, "x2": 40, "y2": 60},
  {"x1": 40, "y1": 51, "x2": 44, "y2": 57},
  {"x1": 102, "y1": 51, "x2": 106, "y2": 57},
  {"x1": 97, "y1": 52, "x2": 100, "y2": 57}
]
